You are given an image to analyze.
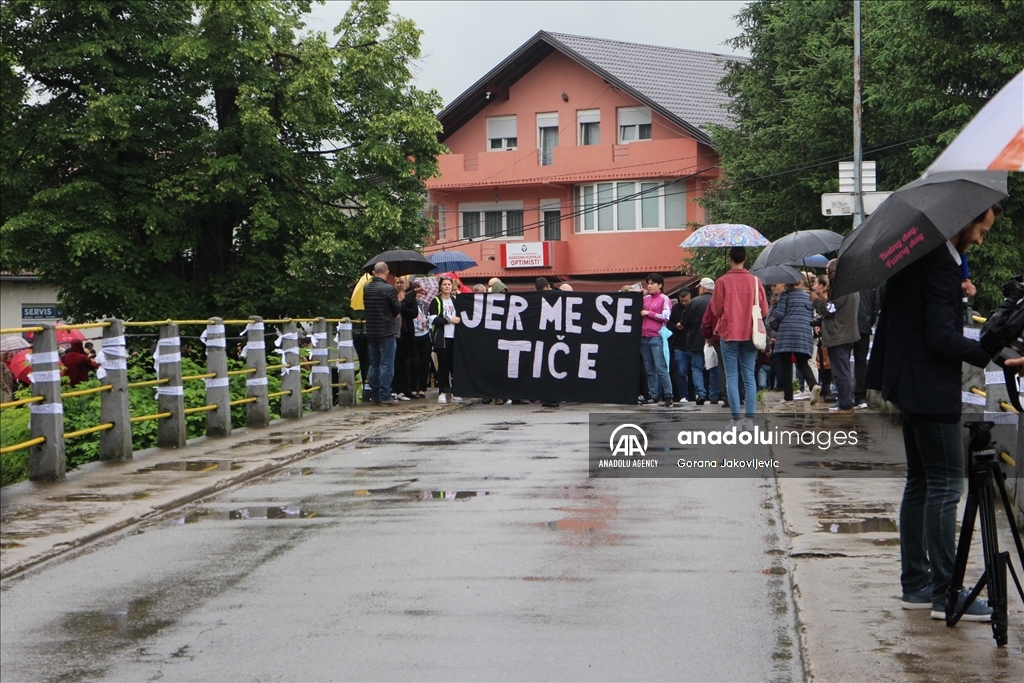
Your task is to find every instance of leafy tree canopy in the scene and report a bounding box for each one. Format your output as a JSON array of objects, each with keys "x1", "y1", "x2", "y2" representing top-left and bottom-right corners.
[
  {"x1": 1, "y1": 0, "x2": 446, "y2": 320},
  {"x1": 700, "y1": 0, "x2": 1024, "y2": 312}
]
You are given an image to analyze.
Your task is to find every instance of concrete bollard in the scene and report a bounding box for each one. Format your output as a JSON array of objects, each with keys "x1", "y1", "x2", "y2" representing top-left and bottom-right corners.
[
  {"x1": 98, "y1": 319, "x2": 132, "y2": 460},
  {"x1": 245, "y1": 316, "x2": 269, "y2": 428},
  {"x1": 333, "y1": 319, "x2": 356, "y2": 406},
  {"x1": 203, "y1": 318, "x2": 231, "y2": 437},
  {"x1": 156, "y1": 323, "x2": 186, "y2": 448},
  {"x1": 28, "y1": 323, "x2": 65, "y2": 481},
  {"x1": 310, "y1": 318, "x2": 331, "y2": 411},
  {"x1": 279, "y1": 321, "x2": 302, "y2": 419}
]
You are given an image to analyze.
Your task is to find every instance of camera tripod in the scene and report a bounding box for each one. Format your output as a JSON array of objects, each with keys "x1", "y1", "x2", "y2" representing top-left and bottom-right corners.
[{"x1": 946, "y1": 421, "x2": 1024, "y2": 646}]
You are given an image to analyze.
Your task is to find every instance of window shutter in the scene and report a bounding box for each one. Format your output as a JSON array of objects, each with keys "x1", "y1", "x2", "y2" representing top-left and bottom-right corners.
[
  {"x1": 537, "y1": 112, "x2": 559, "y2": 128},
  {"x1": 577, "y1": 109, "x2": 600, "y2": 124},
  {"x1": 618, "y1": 107, "x2": 651, "y2": 126},
  {"x1": 487, "y1": 116, "x2": 517, "y2": 139}
]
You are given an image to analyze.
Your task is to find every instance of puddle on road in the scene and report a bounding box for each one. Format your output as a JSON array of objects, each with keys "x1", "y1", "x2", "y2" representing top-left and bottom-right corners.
[
  {"x1": 357, "y1": 437, "x2": 462, "y2": 448},
  {"x1": 355, "y1": 464, "x2": 417, "y2": 472},
  {"x1": 818, "y1": 517, "x2": 898, "y2": 533},
  {"x1": 794, "y1": 460, "x2": 905, "y2": 473},
  {"x1": 46, "y1": 491, "x2": 151, "y2": 503},
  {"x1": 127, "y1": 460, "x2": 242, "y2": 474},
  {"x1": 166, "y1": 505, "x2": 318, "y2": 524},
  {"x1": 232, "y1": 431, "x2": 323, "y2": 448}
]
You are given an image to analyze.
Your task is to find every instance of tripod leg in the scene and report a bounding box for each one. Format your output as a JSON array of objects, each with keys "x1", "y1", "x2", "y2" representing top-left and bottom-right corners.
[
  {"x1": 993, "y1": 462, "x2": 1024, "y2": 572},
  {"x1": 947, "y1": 478, "x2": 979, "y2": 624},
  {"x1": 1006, "y1": 557, "x2": 1024, "y2": 605},
  {"x1": 978, "y1": 463, "x2": 1006, "y2": 645}
]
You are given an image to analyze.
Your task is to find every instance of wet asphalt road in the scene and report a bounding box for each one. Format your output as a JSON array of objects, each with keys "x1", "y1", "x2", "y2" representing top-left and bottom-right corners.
[{"x1": 0, "y1": 403, "x2": 802, "y2": 682}]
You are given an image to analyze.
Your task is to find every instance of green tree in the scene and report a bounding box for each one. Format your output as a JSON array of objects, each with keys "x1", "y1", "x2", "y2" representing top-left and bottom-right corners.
[
  {"x1": 703, "y1": 0, "x2": 1024, "y2": 312},
  {"x1": 0, "y1": 0, "x2": 445, "y2": 321}
]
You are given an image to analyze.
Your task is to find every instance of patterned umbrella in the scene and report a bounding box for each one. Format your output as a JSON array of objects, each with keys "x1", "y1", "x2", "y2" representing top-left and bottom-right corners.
[
  {"x1": 0, "y1": 334, "x2": 30, "y2": 352},
  {"x1": 680, "y1": 224, "x2": 770, "y2": 248},
  {"x1": 428, "y1": 250, "x2": 477, "y2": 273},
  {"x1": 23, "y1": 328, "x2": 86, "y2": 344}
]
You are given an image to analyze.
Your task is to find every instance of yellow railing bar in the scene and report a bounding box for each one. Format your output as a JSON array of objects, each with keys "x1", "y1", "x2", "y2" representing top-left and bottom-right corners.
[
  {"x1": 122, "y1": 320, "x2": 174, "y2": 327},
  {"x1": 265, "y1": 364, "x2": 286, "y2": 371},
  {"x1": 225, "y1": 368, "x2": 257, "y2": 376},
  {"x1": 61, "y1": 385, "x2": 113, "y2": 398},
  {"x1": 970, "y1": 387, "x2": 986, "y2": 398},
  {"x1": 55, "y1": 322, "x2": 111, "y2": 330},
  {"x1": 298, "y1": 360, "x2": 319, "y2": 367},
  {"x1": 1001, "y1": 451, "x2": 1017, "y2": 467},
  {"x1": 972, "y1": 314, "x2": 987, "y2": 324},
  {"x1": 229, "y1": 397, "x2": 259, "y2": 406},
  {"x1": 181, "y1": 372, "x2": 218, "y2": 381},
  {"x1": 220, "y1": 319, "x2": 258, "y2": 325},
  {"x1": 329, "y1": 382, "x2": 349, "y2": 388},
  {"x1": 183, "y1": 404, "x2": 218, "y2": 415},
  {"x1": 0, "y1": 436, "x2": 46, "y2": 454},
  {"x1": 0, "y1": 395, "x2": 44, "y2": 409},
  {"x1": 267, "y1": 390, "x2": 292, "y2": 398},
  {"x1": 0, "y1": 326, "x2": 44, "y2": 334},
  {"x1": 63, "y1": 423, "x2": 114, "y2": 439},
  {"x1": 129, "y1": 411, "x2": 172, "y2": 424},
  {"x1": 1000, "y1": 401, "x2": 1019, "y2": 414},
  {"x1": 127, "y1": 378, "x2": 169, "y2": 388},
  {"x1": 261, "y1": 319, "x2": 293, "y2": 324},
  {"x1": 300, "y1": 386, "x2": 321, "y2": 394},
  {"x1": 174, "y1": 320, "x2": 218, "y2": 324}
]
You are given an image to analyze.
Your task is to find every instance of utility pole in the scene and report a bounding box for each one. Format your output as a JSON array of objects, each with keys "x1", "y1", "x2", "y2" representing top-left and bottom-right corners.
[{"x1": 852, "y1": 0, "x2": 864, "y2": 228}]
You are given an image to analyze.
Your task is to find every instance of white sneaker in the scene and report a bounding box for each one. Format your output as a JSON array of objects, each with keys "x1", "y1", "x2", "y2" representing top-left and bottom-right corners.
[
  {"x1": 678, "y1": 398, "x2": 688, "y2": 404},
  {"x1": 793, "y1": 391, "x2": 809, "y2": 401},
  {"x1": 452, "y1": 396, "x2": 463, "y2": 403},
  {"x1": 394, "y1": 393, "x2": 411, "y2": 402},
  {"x1": 810, "y1": 385, "x2": 822, "y2": 405},
  {"x1": 740, "y1": 417, "x2": 755, "y2": 432},
  {"x1": 437, "y1": 393, "x2": 447, "y2": 404}
]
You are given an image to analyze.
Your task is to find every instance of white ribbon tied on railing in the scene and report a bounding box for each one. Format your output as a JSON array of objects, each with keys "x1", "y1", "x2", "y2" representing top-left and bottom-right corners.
[
  {"x1": 199, "y1": 325, "x2": 226, "y2": 348},
  {"x1": 27, "y1": 351, "x2": 60, "y2": 365},
  {"x1": 28, "y1": 370, "x2": 61, "y2": 384},
  {"x1": 29, "y1": 402, "x2": 63, "y2": 414},
  {"x1": 309, "y1": 348, "x2": 328, "y2": 357},
  {"x1": 239, "y1": 340, "x2": 265, "y2": 358},
  {"x1": 309, "y1": 366, "x2": 331, "y2": 381},
  {"x1": 205, "y1": 376, "x2": 230, "y2": 388},
  {"x1": 281, "y1": 364, "x2": 301, "y2": 375},
  {"x1": 96, "y1": 336, "x2": 128, "y2": 380},
  {"x1": 274, "y1": 347, "x2": 299, "y2": 359},
  {"x1": 311, "y1": 332, "x2": 327, "y2": 345},
  {"x1": 275, "y1": 331, "x2": 299, "y2": 348},
  {"x1": 334, "y1": 362, "x2": 355, "y2": 371},
  {"x1": 152, "y1": 337, "x2": 180, "y2": 370},
  {"x1": 246, "y1": 377, "x2": 268, "y2": 387},
  {"x1": 961, "y1": 391, "x2": 986, "y2": 406},
  {"x1": 155, "y1": 385, "x2": 184, "y2": 397},
  {"x1": 336, "y1": 339, "x2": 354, "y2": 348}
]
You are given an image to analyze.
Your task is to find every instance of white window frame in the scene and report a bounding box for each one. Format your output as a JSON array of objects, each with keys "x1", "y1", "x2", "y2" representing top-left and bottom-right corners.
[
  {"x1": 617, "y1": 106, "x2": 652, "y2": 143},
  {"x1": 537, "y1": 112, "x2": 559, "y2": 166},
  {"x1": 577, "y1": 109, "x2": 601, "y2": 146},
  {"x1": 487, "y1": 115, "x2": 518, "y2": 151},
  {"x1": 460, "y1": 201, "x2": 525, "y2": 240},
  {"x1": 573, "y1": 180, "x2": 687, "y2": 233}
]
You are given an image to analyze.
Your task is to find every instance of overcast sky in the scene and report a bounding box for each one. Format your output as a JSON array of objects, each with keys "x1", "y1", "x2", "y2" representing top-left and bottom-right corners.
[{"x1": 304, "y1": 1, "x2": 750, "y2": 107}]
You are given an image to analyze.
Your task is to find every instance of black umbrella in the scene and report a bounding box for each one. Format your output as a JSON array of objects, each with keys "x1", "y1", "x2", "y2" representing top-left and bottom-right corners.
[
  {"x1": 362, "y1": 250, "x2": 435, "y2": 276},
  {"x1": 752, "y1": 230, "x2": 844, "y2": 270},
  {"x1": 831, "y1": 171, "x2": 1008, "y2": 299},
  {"x1": 751, "y1": 264, "x2": 804, "y2": 285}
]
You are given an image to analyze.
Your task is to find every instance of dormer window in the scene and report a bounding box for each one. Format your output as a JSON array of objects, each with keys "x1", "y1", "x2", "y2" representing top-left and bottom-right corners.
[
  {"x1": 618, "y1": 106, "x2": 652, "y2": 142},
  {"x1": 487, "y1": 115, "x2": 517, "y2": 151}
]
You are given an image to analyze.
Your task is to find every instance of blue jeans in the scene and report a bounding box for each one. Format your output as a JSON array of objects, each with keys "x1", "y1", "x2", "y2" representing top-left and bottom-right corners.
[
  {"x1": 898, "y1": 412, "x2": 965, "y2": 600},
  {"x1": 828, "y1": 343, "x2": 854, "y2": 410},
  {"x1": 719, "y1": 340, "x2": 757, "y2": 418},
  {"x1": 673, "y1": 348, "x2": 691, "y2": 400},
  {"x1": 640, "y1": 336, "x2": 672, "y2": 401},
  {"x1": 367, "y1": 336, "x2": 396, "y2": 402},
  {"x1": 689, "y1": 347, "x2": 719, "y2": 400}
]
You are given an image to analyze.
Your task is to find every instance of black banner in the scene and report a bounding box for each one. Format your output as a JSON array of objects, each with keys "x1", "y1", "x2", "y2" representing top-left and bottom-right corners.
[{"x1": 452, "y1": 291, "x2": 642, "y2": 404}]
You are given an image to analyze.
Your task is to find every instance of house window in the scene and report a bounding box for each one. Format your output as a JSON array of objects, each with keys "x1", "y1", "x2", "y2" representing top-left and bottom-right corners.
[
  {"x1": 540, "y1": 199, "x2": 561, "y2": 241},
  {"x1": 578, "y1": 109, "x2": 600, "y2": 146},
  {"x1": 487, "y1": 115, "x2": 517, "y2": 151},
  {"x1": 574, "y1": 179, "x2": 687, "y2": 232},
  {"x1": 618, "y1": 106, "x2": 652, "y2": 143},
  {"x1": 460, "y1": 203, "x2": 524, "y2": 239},
  {"x1": 537, "y1": 112, "x2": 559, "y2": 166}
]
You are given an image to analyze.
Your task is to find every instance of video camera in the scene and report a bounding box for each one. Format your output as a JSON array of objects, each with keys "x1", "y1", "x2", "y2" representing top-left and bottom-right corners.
[{"x1": 979, "y1": 276, "x2": 1024, "y2": 411}]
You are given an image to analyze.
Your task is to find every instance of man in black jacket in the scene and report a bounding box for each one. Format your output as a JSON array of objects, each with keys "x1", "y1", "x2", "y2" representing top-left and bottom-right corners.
[
  {"x1": 852, "y1": 286, "x2": 880, "y2": 409},
  {"x1": 866, "y1": 204, "x2": 999, "y2": 621},
  {"x1": 363, "y1": 262, "x2": 404, "y2": 406},
  {"x1": 680, "y1": 278, "x2": 719, "y2": 405}
]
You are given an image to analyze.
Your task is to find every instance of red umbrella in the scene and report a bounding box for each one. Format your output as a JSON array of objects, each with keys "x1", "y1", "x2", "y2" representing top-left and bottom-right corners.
[{"x1": 23, "y1": 328, "x2": 87, "y2": 344}]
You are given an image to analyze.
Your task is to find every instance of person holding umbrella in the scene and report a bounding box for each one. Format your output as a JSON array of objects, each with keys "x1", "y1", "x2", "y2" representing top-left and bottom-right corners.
[
  {"x1": 363, "y1": 262, "x2": 405, "y2": 407},
  {"x1": 866, "y1": 203, "x2": 1002, "y2": 621},
  {"x1": 809, "y1": 260, "x2": 859, "y2": 413}
]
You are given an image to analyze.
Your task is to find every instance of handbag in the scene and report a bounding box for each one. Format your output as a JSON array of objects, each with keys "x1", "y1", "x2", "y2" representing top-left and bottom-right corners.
[{"x1": 752, "y1": 281, "x2": 767, "y2": 351}]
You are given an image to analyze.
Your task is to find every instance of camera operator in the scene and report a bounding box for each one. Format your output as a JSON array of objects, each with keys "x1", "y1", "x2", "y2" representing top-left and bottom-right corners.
[{"x1": 866, "y1": 203, "x2": 1002, "y2": 622}]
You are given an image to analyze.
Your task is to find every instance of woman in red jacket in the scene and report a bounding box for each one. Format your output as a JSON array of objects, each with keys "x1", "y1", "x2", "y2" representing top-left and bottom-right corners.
[{"x1": 62, "y1": 340, "x2": 99, "y2": 386}]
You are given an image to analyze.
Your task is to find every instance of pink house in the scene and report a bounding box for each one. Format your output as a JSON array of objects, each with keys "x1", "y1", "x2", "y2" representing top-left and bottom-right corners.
[{"x1": 424, "y1": 31, "x2": 744, "y2": 290}]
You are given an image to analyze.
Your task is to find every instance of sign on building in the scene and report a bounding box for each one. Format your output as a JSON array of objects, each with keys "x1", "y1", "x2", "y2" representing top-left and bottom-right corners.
[
  {"x1": 22, "y1": 304, "x2": 63, "y2": 320},
  {"x1": 500, "y1": 242, "x2": 551, "y2": 269}
]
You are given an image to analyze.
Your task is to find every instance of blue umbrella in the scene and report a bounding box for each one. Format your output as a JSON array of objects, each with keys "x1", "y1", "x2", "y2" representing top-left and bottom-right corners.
[
  {"x1": 428, "y1": 250, "x2": 477, "y2": 273},
  {"x1": 786, "y1": 254, "x2": 829, "y2": 268},
  {"x1": 680, "y1": 224, "x2": 770, "y2": 248}
]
